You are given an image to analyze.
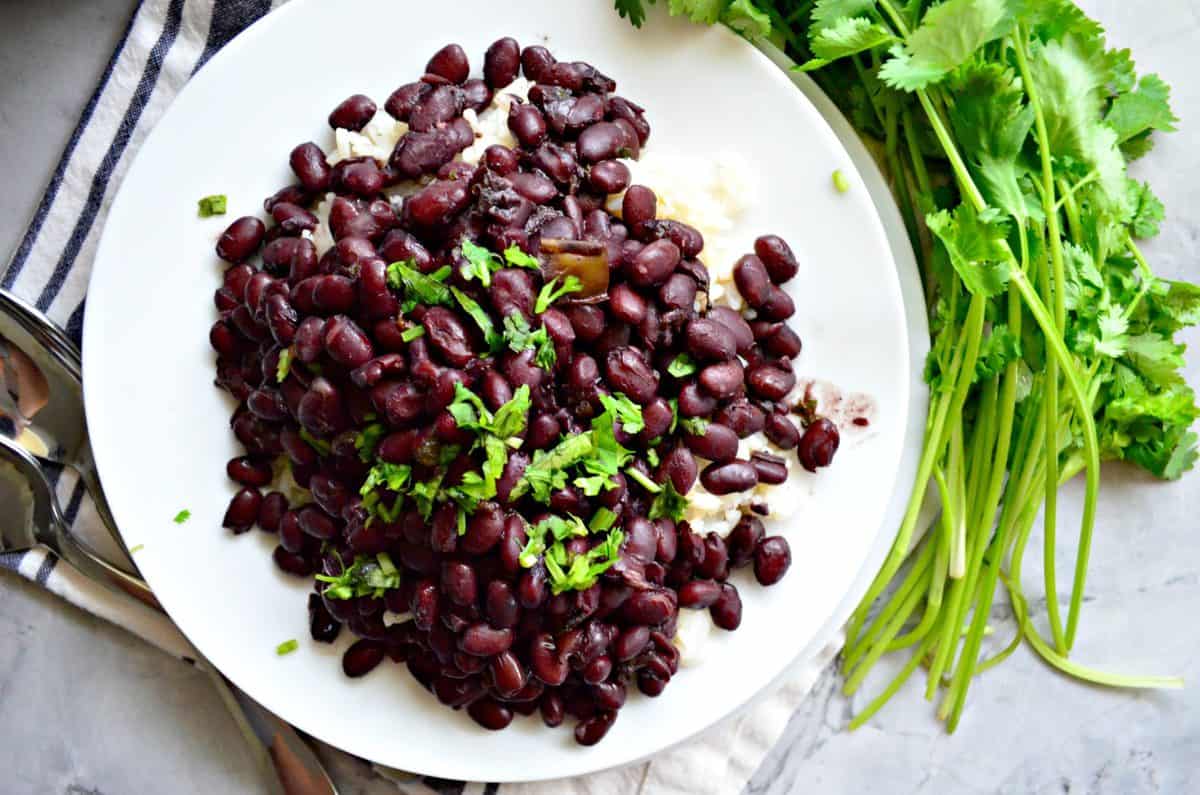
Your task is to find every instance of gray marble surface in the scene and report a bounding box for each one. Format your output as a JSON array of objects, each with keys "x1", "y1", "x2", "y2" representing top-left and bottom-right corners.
[{"x1": 1, "y1": 1, "x2": 1198, "y2": 793}]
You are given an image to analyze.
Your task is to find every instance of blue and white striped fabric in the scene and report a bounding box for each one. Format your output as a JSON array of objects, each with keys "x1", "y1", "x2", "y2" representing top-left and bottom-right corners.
[{"x1": 0, "y1": 2, "x2": 839, "y2": 793}]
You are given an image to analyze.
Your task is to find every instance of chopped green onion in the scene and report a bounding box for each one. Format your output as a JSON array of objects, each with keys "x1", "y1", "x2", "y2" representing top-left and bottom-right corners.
[{"x1": 401, "y1": 324, "x2": 425, "y2": 342}]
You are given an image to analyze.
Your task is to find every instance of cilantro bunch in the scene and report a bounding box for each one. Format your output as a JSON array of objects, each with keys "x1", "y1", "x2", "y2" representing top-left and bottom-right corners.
[{"x1": 617, "y1": 0, "x2": 1194, "y2": 728}]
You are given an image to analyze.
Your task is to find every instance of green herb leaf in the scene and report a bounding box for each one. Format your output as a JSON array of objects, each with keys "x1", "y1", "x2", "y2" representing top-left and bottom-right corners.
[
  {"x1": 275, "y1": 347, "x2": 292, "y2": 383},
  {"x1": 625, "y1": 466, "x2": 662, "y2": 494},
  {"x1": 798, "y1": 16, "x2": 897, "y2": 72},
  {"x1": 129, "y1": 544, "x2": 145, "y2": 554},
  {"x1": 354, "y1": 422, "x2": 387, "y2": 462},
  {"x1": 648, "y1": 479, "x2": 688, "y2": 521},
  {"x1": 503, "y1": 245, "x2": 541, "y2": 270},
  {"x1": 197, "y1": 194, "x2": 227, "y2": 217},
  {"x1": 502, "y1": 313, "x2": 557, "y2": 370},
  {"x1": 275, "y1": 639, "x2": 299, "y2": 656},
  {"x1": 515, "y1": 433, "x2": 595, "y2": 502},
  {"x1": 535, "y1": 275, "x2": 583, "y2": 313},
  {"x1": 598, "y1": 392, "x2": 645, "y2": 434},
  {"x1": 878, "y1": 0, "x2": 1013, "y2": 91},
  {"x1": 460, "y1": 239, "x2": 503, "y2": 287},
  {"x1": 589, "y1": 507, "x2": 619, "y2": 533},
  {"x1": 359, "y1": 462, "x2": 412, "y2": 497},
  {"x1": 680, "y1": 416, "x2": 709, "y2": 436},
  {"x1": 401, "y1": 324, "x2": 426, "y2": 342},
  {"x1": 315, "y1": 552, "x2": 403, "y2": 599},
  {"x1": 667, "y1": 353, "x2": 698, "y2": 378},
  {"x1": 926, "y1": 205, "x2": 1011, "y2": 298},
  {"x1": 298, "y1": 428, "x2": 332, "y2": 457},
  {"x1": 387, "y1": 260, "x2": 453, "y2": 312},
  {"x1": 173, "y1": 509, "x2": 191, "y2": 524},
  {"x1": 451, "y1": 286, "x2": 503, "y2": 351}
]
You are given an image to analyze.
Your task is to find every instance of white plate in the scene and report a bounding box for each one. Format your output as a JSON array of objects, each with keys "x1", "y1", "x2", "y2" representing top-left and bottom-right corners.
[{"x1": 84, "y1": 0, "x2": 919, "y2": 782}]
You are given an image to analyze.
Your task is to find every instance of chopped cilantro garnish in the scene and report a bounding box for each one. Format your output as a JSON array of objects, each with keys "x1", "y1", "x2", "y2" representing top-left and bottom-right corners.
[
  {"x1": 598, "y1": 393, "x2": 645, "y2": 434},
  {"x1": 448, "y1": 382, "x2": 531, "y2": 442},
  {"x1": 832, "y1": 169, "x2": 850, "y2": 193},
  {"x1": 680, "y1": 416, "x2": 709, "y2": 436},
  {"x1": 646, "y1": 448, "x2": 660, "y2": 468},
  {"x1": 667, "y1": 353, "x2": 698, "y2": 378},
  {"x1": 354, "y1": 422, "x2": 387, "y2": 462},
  {"x1": 460, "y1": 239, "x2": 503, "y2": 286},
  {"x1": 298, "y1": 428, "x2": 332, "y2": 456},
  {"x1": 504, "y1": 245, "x2": 541, "y2": 269},
  {"x1": 359, "y1": 462, "x2": 412, "y2": 497},
  {"x1": 589, "y1": 507, "x2": 619, "y2": 533},
  {"x1": 386, "y1": 260, "x2": 453, "y2": 312},
  {"x1": 129, "y1": 543, "x2": 145, "y2": 554},
  {"x1": 401, "y1": 324, "x2": 425, "y2": 342},
  {"x1": 173, "y1": 509, "x2": 191, "y2": 524},
  {"x1": 649, "y1": 479, "x2": 688, "y2": 522},
  {"x1": 315, "y1": 552, "x2": 401, "y2": 600},
  {"x1": 625, "y1": 466, "x2": 662, "y2": 494},
  {"x1": 503, "y1": 313, "x2": 556, "y2": 370},
  {"x1": 275, "y1": 347, "x2": 293, "y2": 382},
  {"x1": 544, "y1": 528, "x2": 625, "y2": 594},
  {"x1": 275, "y1": 639, "x2": 299, "y2": 656},
  {"x1": 514, "y1": 433, "x2": 595, "y2": 501},
  {"x1": 451, "y1": 286, "x2": 503, "y2": 351},
  {"x1": 197, "y1": 194, "x2": 227, "y2": 217},
  {"x1": 534, "y1": 274, "x2": 583, "y2": 313},
  {"x1": 519, "y1": 514, "x2": 589, "y2": 568}
]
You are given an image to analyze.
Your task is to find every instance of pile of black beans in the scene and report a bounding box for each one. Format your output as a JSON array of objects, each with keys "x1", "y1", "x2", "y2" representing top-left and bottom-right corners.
[{"x1": 209, "y1": 38, "x2": 840, "y2": 746}]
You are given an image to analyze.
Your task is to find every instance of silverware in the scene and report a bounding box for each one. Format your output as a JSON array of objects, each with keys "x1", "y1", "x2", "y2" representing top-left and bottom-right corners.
[{"x1": 0, "y1": 289, "x2": 339, "y2": 795}]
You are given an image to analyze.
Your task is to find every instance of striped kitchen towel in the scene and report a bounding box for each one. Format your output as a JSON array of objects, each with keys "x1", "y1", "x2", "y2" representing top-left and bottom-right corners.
[{"x1": 0, "y1": 1, "x2": 852, "y2": 794}]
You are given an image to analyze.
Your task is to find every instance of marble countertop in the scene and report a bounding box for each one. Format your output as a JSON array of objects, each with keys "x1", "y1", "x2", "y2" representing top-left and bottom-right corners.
[{"x1": 2, "y1": 1, "x2": 1198, "y2": 793}]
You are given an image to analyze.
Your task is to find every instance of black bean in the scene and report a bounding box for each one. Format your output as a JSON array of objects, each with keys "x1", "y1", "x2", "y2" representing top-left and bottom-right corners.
[
  {"x1": 677, "y1": 381, "x2": 717, "y2": 417},
  {"x1": 754, "y1": 536, "x2": 791, "y2": 585},
  {"x1": 628, "y1": 239, "x2": 680, "y2": 288},
  {"x1": 568, "y1": 304, "x2": 605, "y2": 342},
  {"x1": 798, "y1": 418, "x2": 840, "y2": 471},
  {"x1": 698, "y1": 360, "x2": 744, "y2": 400},
  {"x1": 426, "y1": 43, "x2": 469, "y2": 84},
  {"x1": 289, "y1": 142, "x2": 331, "y2": 192},
  {"x1": 751, "y1": 451, "x2": 788, "y2": 484},
  {"x1": 258, "y1": 491, "x2": 288, "y2": 533},
  {"x1": 757, "y1": 286, "x2": 795, "y2": 321},
  {"x1": 659, "y1": 273, "x2": 697, "y2": 312},
  {"x1": 640, "y1": 398, "x2": 673, "y2": 440},
  {"x1": 510, "y1": 172, "x2": 557, "y2": 204},
  {"x1": 223, "y1": 488, "x2": 261, "y2": 531},
  {"x1": 678, "y1": 580, "x2": 721, "y2": 609},
  {"x1": 755, "y1": 234, "x2": 800, "y2": 283},
  {"x1": 297, "y1": 377, "x2": 348, "y2": 436},
  {"x1": 484, "y1": 37, "x2": 521, "y2": 88},
  {"x1": 577, "y1": 121, "x2": 625, "y2": 163},
  {"x1": 714, "y1": 398, "x2": 765, "y2": 438},
  {"x1": 605, "y1": 347, "x2": 659, "y2": 404},
  {"x1": 389, "y1": 126, "x2": 469, "y2": 179},
  {"x1": 378, "y1": 229, "x2": 433, "y2": 272},
  {"x1": 733, "y1": 254, "x2": 771, "y2": 307},
  {"x1": 508, "y1": 102, "x2": 548, "y2": 148},
  {"x1": 710, "y1": 583, "x2": 742, "y2": 630},
  {"x1": 343, "y1": 639, "x2": 384, "y2": 677},
  {"x1": 621, "y1": 185, "x2": 656, "y2": 229},
  {"x1": 764, "y1": 324, "x2": 803, "y2": 358},
  {"x1": 700, "y1": 460, "x2": 758, "y2": 495},
  {"x1": 423, "y1": 306, "x2": 475, "y2": 367},
  {"x1": 609, "y1": 283, "x2": 647, "y2": 324},
  {"x1": 462, "y1": 78, "x2": 492, "y2": 112},
  {"x1": 263, "y1": 184, "x2": 310, "y2": 213},
  {"x1": 328, "y1": 94, "x2": 377, "y2": 131},
  {"x1": 216, "y1": 216, "x2": 265, "y2": 263},
  {"x1": 686, "y1": 318, "x2": 737, "y2": 361},
  {"x1": 587, "y1": 159, "x2": 630, "y2": 195},
  {"x1": 707, "y1": 306, "x2": 754, "y2": 355},
  {"x1": 622, "y1": 589, "x2": 675, "y2": 625},
  {"x1": 684, "y1": 422, "x2": 738, "y2": 463},
  {"x1": 728, "y1": 516, "x2": 765, "y2": 568},
  {"x1": 404, "y1": 178, "x2": 471, "y2": 232},
  {"x1": 490, "y1": 268, "x2": 536, "y2": 320},
  {"x1": 764, "y1": 411, "x2": 801, "y2": 449},
  {"x1": 460, "y1": 624, "x2": 514, "y2": 656},
  {"x1": 409, "y1": 84, "x2": 466, "y2": 132},
  {"x1": 385, "y1": 81, "x2": 432, "y2": 120},
  {"x1": 273, "y1": 545, "x2": 313, "y2": 576},
  {"x1": 323, "y1": 315, "x2": 374, "y2": 368}
]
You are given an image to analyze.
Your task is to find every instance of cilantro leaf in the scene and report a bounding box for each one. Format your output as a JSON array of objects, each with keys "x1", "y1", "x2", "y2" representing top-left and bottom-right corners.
[
  {"x1": 298, "y1": 428, "x2": 332, "y2": 456},
  {"x1": 275, "y1": 639, "x2": 299, "y2": 656},
  {"x1": 315, "y1": 552, "x2": 402, "y2": 600},
  {"x1": 197, "y1": 194, "x2": 227, "y2": 217},
  {"x1": 503, "y1": 245, "x2": 541, "y2": 270},
  {"x1": 614, "y1": 0, "x2": 652, "y2": 28},
  {"x1": 1106, "y1": 73, "x2": 1178, "y2": 145},
  {"x1": 625, "y1": 466, "x2": 662, "y2": 494},
  {"x1": 503, "y1": 313, "x2": 557, "y2": 370},
  {"x1": 680, "y1": 416, "x2": 709, "y2": 436},
  {"x1": 460, "y1": 239, "x2": 503, "y2": 287},
  {"x1": 797, "y1": 17, "x2": 897, "y2": 72},
  {"x1": 514, "y1": 434, "x2": 596, "y2": 502},
  {"x1": 401, "y1": 324, "x2": 425, "y2": 342},
  {"x1": 649, "y1": 479, "x2": 688, "y2": 521},
  {"x1": 535, "y1": 275, "x2": 583, "y2": 313},
  {"x1": 451, "y1": 286, "x2": 503, "y2": 351},
  {"x1": 667, "y1": 353, "x2": 698, "y2": 378},
  {"x1": 878, "y1": 0, "x2": 1013, "y2": 91},
  {"x1": 926, "y1": 205, "x2": 1011, "y2": 298},
  {"x1": 275, "y1": 347, "x2": 292, "y2": 383},
  {"x1": 1129, "y1": 181, "x2": 1166, "y2": 239},
  {"x1": 173, "y1": 509, "x2": 191, "y2": 524},
  {"x1": 359, "y1": 462, "x2": 412, "y2": 497},
  {"x1": 354, "y1": 422, "x2": 387, "y2": 462},
  {"x1": 721, "y1": 0, "x2": 771, "y2": 38},
  {"x1": 598, "y1": 393, "x2": 645, "y2": 434},
  {"x1": 387, "y1": 260, "x2": 453, "y2": 312},
  {"x1": 589, "y1": 507, "x2": 619, "y2": 533},
  {"x1": 974, "y1": 324, "x2": 1023, "y2": 382}
]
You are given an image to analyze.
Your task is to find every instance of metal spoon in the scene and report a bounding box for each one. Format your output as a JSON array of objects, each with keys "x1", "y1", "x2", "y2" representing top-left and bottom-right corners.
[{"x1": 0, "y1": 290, "x2": 338, "y2": 795}]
